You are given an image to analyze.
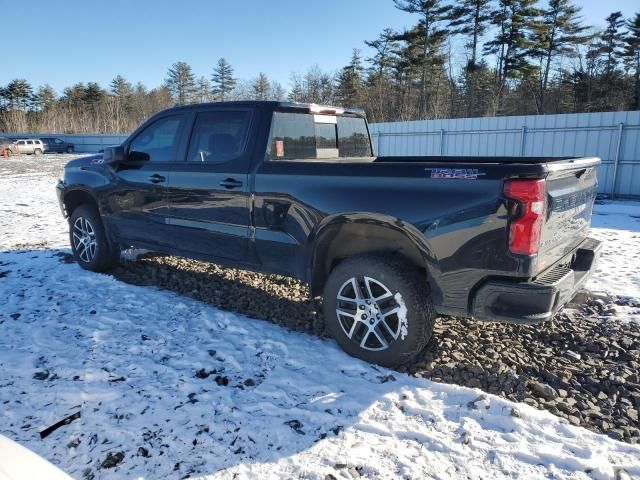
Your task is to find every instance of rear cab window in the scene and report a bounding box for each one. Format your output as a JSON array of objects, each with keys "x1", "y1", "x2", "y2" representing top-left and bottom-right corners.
[{"x1": 269, "y1": 111, "x2": 372, "y2": 161}]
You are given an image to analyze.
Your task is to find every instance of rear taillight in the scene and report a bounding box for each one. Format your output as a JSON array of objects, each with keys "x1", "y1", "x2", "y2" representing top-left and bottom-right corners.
[{"x1": 503, "y1": 179, "x2": 546, "y2": 255}]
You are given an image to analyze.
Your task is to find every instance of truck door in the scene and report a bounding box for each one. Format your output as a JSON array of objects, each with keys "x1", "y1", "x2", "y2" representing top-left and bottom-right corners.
[
  {"x1": 165, "y1": 108, "x2": 254, "y2": 261},
  {"x1": 104, "y1": 113, "x2": 188, "y2": 249}
]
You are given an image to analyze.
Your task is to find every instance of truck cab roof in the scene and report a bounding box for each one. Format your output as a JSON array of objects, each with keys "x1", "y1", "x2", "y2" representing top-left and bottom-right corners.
[{"x1": 161, "y1": 101, "x2": 366, "y2": 117}]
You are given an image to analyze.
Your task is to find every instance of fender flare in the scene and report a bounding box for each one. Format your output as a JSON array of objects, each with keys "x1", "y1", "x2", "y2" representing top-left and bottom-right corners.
[{"x1": 306, "y1": 212, "x2": 443, "y2": 303}]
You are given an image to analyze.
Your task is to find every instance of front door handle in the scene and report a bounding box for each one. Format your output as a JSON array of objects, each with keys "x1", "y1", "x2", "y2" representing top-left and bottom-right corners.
[
  {"x1": 149, "y1": 174, "x2": 166, "y2": 184},
  {"x1": 219, "y1": 178, "x2": 243, "y2": 189}
]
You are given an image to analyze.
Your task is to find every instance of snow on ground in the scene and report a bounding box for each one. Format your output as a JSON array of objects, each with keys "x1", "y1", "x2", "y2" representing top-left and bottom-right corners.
[
  {"x1": 588, "y1": 200, "x2": 640, "y2": 298},
  {"x1": 0, "y1": 154, "x2": 71, "y2": 249},
  {"x1": 587, "y1": 200, "x2": 640, "y2": 324},
  {"x1": 1, "y1": 154, "x2": 640, "y2": 479}
]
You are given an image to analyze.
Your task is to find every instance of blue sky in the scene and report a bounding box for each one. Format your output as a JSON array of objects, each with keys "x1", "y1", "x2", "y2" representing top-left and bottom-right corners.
[{"x1": 2, "y1": 0, "x2": 639, "y2": 94}]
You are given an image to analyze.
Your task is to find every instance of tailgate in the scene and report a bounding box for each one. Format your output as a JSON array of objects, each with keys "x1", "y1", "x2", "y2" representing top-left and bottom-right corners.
[{"x1": 537, "y1": 158, "x2": 600, "y2": 272}]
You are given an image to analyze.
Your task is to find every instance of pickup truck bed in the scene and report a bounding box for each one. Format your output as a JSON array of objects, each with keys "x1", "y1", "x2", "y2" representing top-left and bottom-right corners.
[
  {"x1": 57, "y1": 101, "x2": 602, "y2": 367},
  {"x1": 255, "y1": 153, "x2": 599, "y2": 317}
]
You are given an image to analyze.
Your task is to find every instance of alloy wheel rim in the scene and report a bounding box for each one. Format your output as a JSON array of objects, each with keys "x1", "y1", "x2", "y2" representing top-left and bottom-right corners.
[
  {"x1": 336, "y1": 276, "x2": 405, "y2": 351},
  {"x1": 72, "y1": 216, "x2": 97, "y2": 263}
]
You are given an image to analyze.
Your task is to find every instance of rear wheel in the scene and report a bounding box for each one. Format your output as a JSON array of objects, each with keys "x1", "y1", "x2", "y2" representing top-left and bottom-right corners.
[
  {"x1": 2, "y1": 148, "x2": 11, "y2": 157},
  {"x1": 66, "y1": 146, "x2": 73, "y2": 153},
  {"x1": 323, "y1": 254, "x2": 435, "y2": 368},
  {"x1": 69, "y1": 205, "x2": 120, "y2": 272}
]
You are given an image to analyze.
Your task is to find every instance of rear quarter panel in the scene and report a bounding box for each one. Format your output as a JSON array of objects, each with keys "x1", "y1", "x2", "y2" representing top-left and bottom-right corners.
[{"x1": 252, "y1": 160, "x2": 534, "y2": 315}]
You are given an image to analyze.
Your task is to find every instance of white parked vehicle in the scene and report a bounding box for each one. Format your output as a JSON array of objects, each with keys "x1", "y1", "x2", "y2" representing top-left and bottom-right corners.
[{"x1": 14, "y1": 139, "x2": 45, "y2": 155}]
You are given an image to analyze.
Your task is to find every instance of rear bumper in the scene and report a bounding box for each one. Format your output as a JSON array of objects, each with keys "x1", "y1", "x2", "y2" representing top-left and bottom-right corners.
[{"x1": 471, "y1": 237, "x2": 602, "y2": 324}]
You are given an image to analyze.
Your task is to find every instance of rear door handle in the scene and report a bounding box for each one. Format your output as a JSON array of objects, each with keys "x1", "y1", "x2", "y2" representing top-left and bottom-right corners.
[
  {"x1": 219, "y1": 178, "x2": 243, "y2": 189},
  {"x1": 149, "y1": 174, "x2": 166, "y2": 184}
]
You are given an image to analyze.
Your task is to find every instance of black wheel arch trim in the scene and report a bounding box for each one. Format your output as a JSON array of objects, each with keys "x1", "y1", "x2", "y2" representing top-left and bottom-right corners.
[{"x1": 307, "y1": 212, "x2": 444, "y2": 305}]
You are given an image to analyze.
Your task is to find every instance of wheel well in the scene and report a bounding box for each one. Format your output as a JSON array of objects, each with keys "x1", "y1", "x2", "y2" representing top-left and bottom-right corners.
[
  {"x1": 310, "y1": 222, "x2": 428, "y2": 297},
  {"x1": 63, "y1": 189, "x2": 98, "y2": 217}
]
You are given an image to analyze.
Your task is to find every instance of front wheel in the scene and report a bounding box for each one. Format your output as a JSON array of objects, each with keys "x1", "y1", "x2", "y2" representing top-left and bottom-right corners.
[
  {"x1": 66, "y1": 146, "x2": 74, "y2": 153},
  {"x1": 323, "y1": 254, "x2": 435, "y2": 368},
  {"x1": 34, "y1": 148, "x2": 42, "y2": 155},
  {"x1": 69, "y1": 205, "x2": 120, "y2": 272}
]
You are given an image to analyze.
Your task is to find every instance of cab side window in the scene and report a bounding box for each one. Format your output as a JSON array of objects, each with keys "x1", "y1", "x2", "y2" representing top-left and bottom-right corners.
[
  {"x1": 128, "y1": 115, "x2": 184, "y2": 162},
  {"x1": 186, "y1": 110, "x2": 251, "y2": 163}
]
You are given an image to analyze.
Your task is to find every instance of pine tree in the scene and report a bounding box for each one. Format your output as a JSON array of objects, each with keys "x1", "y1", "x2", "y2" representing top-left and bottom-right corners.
[
  {"x1": 251, "y1": 73, "x2": 271, "y2": 100},
  {"x1": 573, "y1": 36, "x2": 604, "y2": 111},
  {"x1": 288, "y1": 75, "x2": 304, "y2": 102},
  {"x1": 336, "y1": 49, "x2": 365, "y2": 107},
  {"x1": 366, "y1": 29, "x2": 398, "y2": 79},
  {"x1": 601, "y1": 12, "x2": 625, "y2": 76},
  {"x1": 33, "y1": 85, "x2": 56, "y2": 111},
  {"x1": 62, "y1": 83, "x2": 86, "y2": 107},
  {"x1": 599, "y1": 12, "x2": 626, "y2": 77},
  {"x1": 270, "y1": 81, "x2": 286, "y2": 101},
  {"x1": 211, "y1": 58, "x2": 237, "y2": 101},
  {"x1": 393, "y1": 0, "x2": 451, "y2": 118},
  {"x1": 365, "y1": 29, "x2": 399, "y2": 121},
  {"x1": 587, "y1": 11, "x2": 627, "y2": 110},
  {"x1": 484, "y1": 0, "x2": 541, "y2": 112},
  {"x1": 196, "y1": 76, "x2": 211, "y2": 103},
  {"x1": 4, "y1": 79, "x2": 34, "y2": 110},
  {"x1": 624, "y1": 12, "x2": 640, "y2": 109},
  {"x1": 165, "y1": 61, "x2": 196, "y2": 105},
  {"x1": 110, "y1": 75, "x2": 133, "y2": 98},
  {"x1": 448, "y1": 0, "x2": 493, "y2": 115},
  {"x1": 83, "y1": 82, "x2": 105, "y2": 110},
  {"x1": 532, "y1": 0, "x2": 589, "y2": 113}
]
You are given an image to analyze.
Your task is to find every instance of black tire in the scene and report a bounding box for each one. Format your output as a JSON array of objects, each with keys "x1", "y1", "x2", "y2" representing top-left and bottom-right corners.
[
  {"x1": 66, "y1": 146, "x2": 74, "y2": 153},
  {"x1": 323, "y1": 254, "x2": 435, "y2": 368},
  {"x1": 69, "y1": 205, "x2": 120, "y2": 272},
  {"x1": 34, "y1": 148, "x2": 42, "y2": 155}
]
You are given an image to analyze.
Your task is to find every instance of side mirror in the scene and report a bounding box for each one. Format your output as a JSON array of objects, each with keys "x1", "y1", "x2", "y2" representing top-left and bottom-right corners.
[{"x1": 103, "y1": 146, "x2": 125, "y2": 164}]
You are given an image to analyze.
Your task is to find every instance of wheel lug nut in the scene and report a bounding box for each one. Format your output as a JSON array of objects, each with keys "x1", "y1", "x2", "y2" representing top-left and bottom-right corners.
[
  {"x1": 377, "y1": 314, "x2": 381, "y2": 320},
  {"x1": 369, "y1": 319, "x2": 375, "y2": 325},
  {"x1": 359, "y1": 305, "x2": 365, "y2": 310},
  {"x1": 361, "y1": 314, "x2": 367, "y2": 320},
  {"x1": 366, "y1": 300, "x2": 371, "y2": 305}
]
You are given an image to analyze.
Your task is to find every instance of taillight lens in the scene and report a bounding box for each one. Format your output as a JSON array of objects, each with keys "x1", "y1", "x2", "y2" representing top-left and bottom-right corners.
[{"x1": 504, "y1": 179, "x2": 546, "y2": 255}]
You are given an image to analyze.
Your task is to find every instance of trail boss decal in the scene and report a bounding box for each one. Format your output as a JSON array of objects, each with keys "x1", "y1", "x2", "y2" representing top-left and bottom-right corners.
[{"x1": 425, "y1": 168, "x2": 486, "y2": 180}]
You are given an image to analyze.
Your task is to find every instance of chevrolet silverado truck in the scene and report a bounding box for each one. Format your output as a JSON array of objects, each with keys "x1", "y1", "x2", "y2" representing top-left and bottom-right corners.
[{"x1": 56, "y1": 101, "x2": 602, "y2": 367}]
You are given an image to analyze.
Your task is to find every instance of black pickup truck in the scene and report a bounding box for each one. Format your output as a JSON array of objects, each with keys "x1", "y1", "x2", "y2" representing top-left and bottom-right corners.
[{"x1": 57, "y1": 101, "x2": 602, "y2": 367}]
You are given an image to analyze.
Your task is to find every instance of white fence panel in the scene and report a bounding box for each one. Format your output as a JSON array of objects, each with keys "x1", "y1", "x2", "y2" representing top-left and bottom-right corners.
[{"x1": 370, "y1": 111, "x2": 640, "y2": 197}]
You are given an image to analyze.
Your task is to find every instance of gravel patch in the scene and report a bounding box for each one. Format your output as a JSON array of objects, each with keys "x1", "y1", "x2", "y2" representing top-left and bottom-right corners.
[{"x1": 112, "y1": 254, "x2": 640, "y2": 444}]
